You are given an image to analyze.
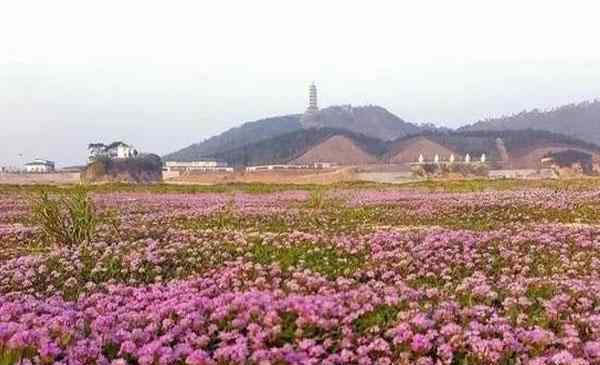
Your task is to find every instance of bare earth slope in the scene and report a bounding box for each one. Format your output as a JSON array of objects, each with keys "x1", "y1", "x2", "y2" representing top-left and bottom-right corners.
[
  {"x1": 386, "y1": 136, "x2": 457, "y2": 163},
  {"x1": 293, "y1": 136, "x2": 379, "y2": 165}
]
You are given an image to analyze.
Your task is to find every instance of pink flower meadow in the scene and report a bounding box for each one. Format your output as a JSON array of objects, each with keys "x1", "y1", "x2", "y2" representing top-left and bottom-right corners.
[{"x1": 2, "y1": 186, "x2": 600, "y2": 364}]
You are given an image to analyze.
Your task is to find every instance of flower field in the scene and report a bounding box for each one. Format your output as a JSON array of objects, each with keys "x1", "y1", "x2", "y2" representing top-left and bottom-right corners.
[{"x1": 3, "y1": 181, "x2": 600, "y2": 364}]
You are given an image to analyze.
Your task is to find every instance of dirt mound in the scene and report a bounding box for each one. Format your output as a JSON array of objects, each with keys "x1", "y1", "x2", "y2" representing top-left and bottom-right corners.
[
  {"x1": 81, "y1": 154, "x2": 163, "y2": 184},
  {"x1": 386, "y1": 136, "x2": 457, "y2": 163},
  {"x1": 292, "y1": 136, "x2": 378, "y2": 165}
]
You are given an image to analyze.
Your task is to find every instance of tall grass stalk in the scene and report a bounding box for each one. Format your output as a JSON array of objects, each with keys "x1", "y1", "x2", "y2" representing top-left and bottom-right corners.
[
  {"x1": 31, "y1": 189, "x2": 97, "y2": 247},
  {"x1": 307, "y1": 189, "x2": 327, "y2": 209}
]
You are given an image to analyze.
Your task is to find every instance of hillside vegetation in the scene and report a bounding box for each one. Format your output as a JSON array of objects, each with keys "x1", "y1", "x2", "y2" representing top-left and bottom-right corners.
[
  {"x1": 415, "y1": 129, "x2": 600, "y2": 157},
  {"x1": 211, "y1": 128, "x2": 387, "y2": 167},
  {"x1": 81, "y1": 154, "x2": 163, "y2": 184},
  {"x1": 165, "y1": 105, "x2": 423, "y2": 162},
  {"x1": 164, "y1": 99, "x2": 600, "y2": 167},
  {"x1": 462, "y1": 100, "x2": 600, "y2": 145},
  {"x1": 306, "y1": 105, "x2": 422, "y2": 141},
  {"x1": 163, "y1": 115, "x2": 302, "y2": 161},
  {"x1": 208, "y1": 128, "x2": 600, "y2": 167}
]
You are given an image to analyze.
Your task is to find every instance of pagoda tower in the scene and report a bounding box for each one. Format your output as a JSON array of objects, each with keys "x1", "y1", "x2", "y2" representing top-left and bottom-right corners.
[
  {"x1": 307, "y1": 82, "x2": 318, "y2": 113},
  {"x1": 301, "y1": 82, "x2": 320, "y2": 126}
]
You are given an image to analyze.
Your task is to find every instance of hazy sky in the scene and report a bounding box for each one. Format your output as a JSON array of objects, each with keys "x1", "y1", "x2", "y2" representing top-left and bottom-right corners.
[{"x1": 2, "y1": 0, "x2": 600, "y2": 167}]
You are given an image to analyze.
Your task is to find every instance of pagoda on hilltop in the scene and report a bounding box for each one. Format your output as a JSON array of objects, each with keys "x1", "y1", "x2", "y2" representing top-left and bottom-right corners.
[{"x1": 301, "y1": 82, "x2": 320, "y2": 127}]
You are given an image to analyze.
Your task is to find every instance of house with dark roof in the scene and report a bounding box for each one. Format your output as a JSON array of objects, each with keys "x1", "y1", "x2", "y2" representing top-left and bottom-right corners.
[
  {"x1": 25, "y1": 159, "x2": 55, "y2": 173},
  {"x1": 88, "y1": 142, "x2": 138, "y2": 162}
]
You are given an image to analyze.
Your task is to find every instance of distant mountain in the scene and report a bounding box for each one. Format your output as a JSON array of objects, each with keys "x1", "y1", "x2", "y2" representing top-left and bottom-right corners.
[
  {"x1": 206, "y1": 127, "x2": 600, "y2": 168},
  {"x1": 461, "y1": 100, "x2": 600, "y2": 146},
  {"x1": 163, "y1": 114, "x2": 302, "y2": 161},
  {"x1": 165, "y1": 99, "x2": 600, "y2": 167},
  {"x1": 211, "y1": 128, "x2": 387, "y2": 167},
  {"x1": 164, "y1": 105, "x2": 423, "y2": 162},
  {"x1": 388, "y1": 130, "x2": 600, "y2": 168},
  {"x1": 303, "y1": 105, "x2": 422, "y2": 141}
]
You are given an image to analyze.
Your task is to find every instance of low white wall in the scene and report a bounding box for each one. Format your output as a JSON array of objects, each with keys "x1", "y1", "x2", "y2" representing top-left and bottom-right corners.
[
  {"x1": 162, "y1": 171, "x2": 181, "y2": 180},
  {"x1": 0, "y1": 172, "x2": 81, "y2": 185}
]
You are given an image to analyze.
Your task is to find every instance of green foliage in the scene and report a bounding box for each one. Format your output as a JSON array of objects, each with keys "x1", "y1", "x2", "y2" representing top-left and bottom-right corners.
[
  {"x1": 0, "y1": 346, "x2": 38, "y2": 365},
  {"x1": 353, "y1": 304, "x2": 407, "y2": 335},
  {"x1": 306, "y1": 189, "x2": 326, "y2": 209},
  {"x1": 411, "y1": 162, "x2": 489, "y2": 178},
  {"x1": 163, "y1": 115, "x2": 303, "y2": 161},
  {"x1": 82, "y1": 154, "x2": 163, "y2": 184},
  {"x1": 398, "y1": 128, "x2": 600, "y2": 168},
  {"x1": 211, "y1": 127, "x2": 388, "y2": 167},
  {"x1": 403, "y1": 178, "x2": 600, "y2": 193},
  {"x1": 270, "y1": 312, "x2": 299, "y2": 346},
  {"x1": 0, "y1": 349, "x2": 19, "y2": 365},
  {"x1": 250, "y1": 242, "x2": 364, "y2": 279},
  {"x1": 31, "y1": 189, "x2": 97, "y2": 247},
  {"x1": 5, "y1": 177, "x2": 600, "y2": 196},
  {"x1": 545, "y1": 149, "x2": 595, "y2": 174},
  {"x1": 164, "y1": 105, "x2": 420, "y2": 164},
  {"x1": 463, "y1": 99, "x2": 600, "y2": 146}
]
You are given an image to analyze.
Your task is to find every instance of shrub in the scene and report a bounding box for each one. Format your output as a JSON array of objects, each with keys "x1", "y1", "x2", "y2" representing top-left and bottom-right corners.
[
  {"x1": 307, "y1": 189, "x2": 326, "y2": 209},
  {"x1": 31, "y1": 189, "x2": 97, "y2": 247}
]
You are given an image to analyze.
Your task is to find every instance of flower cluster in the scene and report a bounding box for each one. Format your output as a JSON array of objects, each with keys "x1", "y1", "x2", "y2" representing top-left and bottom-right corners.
[{"x1": 2, "y1": 186, "x2": 600, "y2": 364}]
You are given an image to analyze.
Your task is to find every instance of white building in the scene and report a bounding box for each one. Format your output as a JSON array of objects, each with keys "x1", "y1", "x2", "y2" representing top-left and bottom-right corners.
[
  {"x1": 24, "y1": 159, "x2": 55, "y2": 173},
  {"x1": 245, "y1": 162, "x2": 336, "y2": 172},
  {"x1": 88, "y1": 142, "x2": 138, "y2": 162},
  {"x1": 164, "y1": 160, "x2": 232, "y2": 172},
  {"x1": 115, "y1": 143, "x2": 138, "y2": 159},
  {"x1": 312, "y1": 162, "x2": 337, "y2": 169},
  {"x1": 246, "y1": 164, "x2": 309, "y2": 172}
]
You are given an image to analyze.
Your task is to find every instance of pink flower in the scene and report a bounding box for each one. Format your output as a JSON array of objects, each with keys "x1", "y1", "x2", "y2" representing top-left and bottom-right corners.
[
  {"x1": 585, "y1": 341, "x2": 600, "y2": 358},
  {"x1": 550, "y1": 350, "x2": 574, "y2": 364},
  {"x1": 186, "y1": 350, "x2": 214, "y2": 365},
  {"x1": 119, "y1": 341, "x2": 136, "y2": 355},
  {"x1": 411, "y1": 334, "x2": 432, "y2": 353}
]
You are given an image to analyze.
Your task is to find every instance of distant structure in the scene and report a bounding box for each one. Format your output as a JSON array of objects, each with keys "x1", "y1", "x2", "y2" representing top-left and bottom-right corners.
[
  {"x1": 307, "y1": 82, "x2": 318, "y2": 113},
  {"x1": 495, "y1": 138, "x2": 510, "y2": 168},
  {"x1": 0, "y1": 166, "x2": 21, "y2": 174},
  {"x1": 164, "y1": 159, "x2": 233, "y2": 173},
  {"x1": 88, "y1": 142, "x2": 138, "y2": 162},
  {"x1": 301, "y1": 82, "x2": 320, "y2": 126},
  {"x1": 245, "y1": 162, "x2": 337, "y2": 172},
  {"x1": 409, "y1": 153, "x2": 489, "y2": 177},
  {"x1": 24, "y1": 159, "x2": 55, "y2": 173},
  {"x1": 410, "y1": 153, "x2": 487, "y2": 166}
]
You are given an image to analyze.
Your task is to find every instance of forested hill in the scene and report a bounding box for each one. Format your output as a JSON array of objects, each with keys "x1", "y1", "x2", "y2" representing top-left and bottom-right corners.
[
  {"x1": 211, "y1": 127, "x2": 387, "y2": 167},
  {"x1": 308, "y1": 105, "x2": 423, "y2": 141},
  {"x1": 461, "y1": 100, "x2": 600, "y2": 146},
  {"x1": 163, "y1": 115, "x2": 302, "y2": 161},
  {"x1": 165, "y1": 99, "x2": 600, "y2": 164},
  {"x1": 164, "y1": 105, "x2": 424, "y2": 162}
]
